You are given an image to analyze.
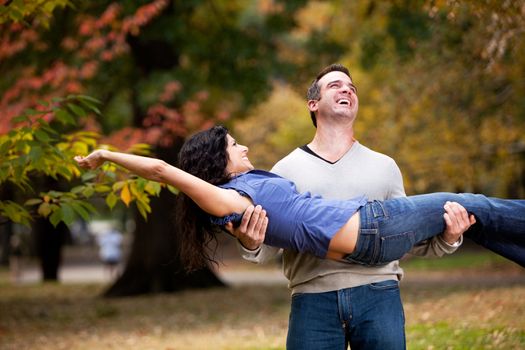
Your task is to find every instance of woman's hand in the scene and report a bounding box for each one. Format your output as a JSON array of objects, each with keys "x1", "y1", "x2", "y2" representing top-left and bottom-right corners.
[{"x1": 74, "y1": 150, "x2": 107, "y2": 170}]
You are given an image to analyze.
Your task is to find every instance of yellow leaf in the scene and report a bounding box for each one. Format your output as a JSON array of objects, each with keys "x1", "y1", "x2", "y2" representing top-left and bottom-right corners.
[
  {"x1": 120, "y1": 183, "x2": 132, "y2": 207},
  {"x1": 38, "y1": 202, "x2": 51, "y2": 217}
]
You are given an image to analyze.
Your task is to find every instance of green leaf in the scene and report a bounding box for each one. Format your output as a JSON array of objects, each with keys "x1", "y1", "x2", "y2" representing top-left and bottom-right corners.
[
  {"x1": 38, "y1": 202, "x2": 52, "y2": 217},
  {"x1": 105, "y1": 192, "x2": 118, "y2": 210},
  {"x1": 34, "y1": 129, "x2": 52, "y2": 143},
  {"x1": 0, "y1": 201, "x2": 32, "y2": 226},
  {"x1": 25, "y1": 198, "x2": 43, "y2": 206},
  {"x1": 135, "y1": 198, "x2": 151, "y2": 220},
  {"x1": 49, "y1": 208, "x2": 63, "y2": 227},
  {"x1": 167, "y1": 185, "x2": 180, "y2": 195},
  {"x1": 28, "y1": 146, "x2": 44, "y2": 162},
  {"x1": 81, "y1": 171, "x2": 97, "y2": 182},
  {"x1": 56, "y1": 164, "x2": 73, "y2": 180},
  {"x1": 60, "y1": 203, "x2": 76, "y2": 225},
  {"x1": 0, "y1": 140, "x2": 11, "y2": 155},
  {"x1": 67, "y1": 103, "x2": 87, "y2": 118},
  {"x1": 70, "y1": 201, "x2": 90, "y2": 221},
  {"x1": 47, "y1": 190, "x2": 62, "y2": 198},
  {"x1": 79, "y1": 201, "x2": 97, "y2": 213},
  {"x1": 144, "y1": 181, "x2": 161, "y2": 196},
  {"x1": 12, "y1": 115, "x2": 30, "y2": 124},
  {"x1": 112, "y1": 181, "x2": 125, "y2": 191},
  {"x1": 54, "y1": 109, "x2": 76, "y2": 125},
  {"x1": 77, "y1": 96, "x2": 101, "y2": 115},
  {"x1": 82, "y1": 186, "x2": 95, "y2": 198},
  {"x1": 71, "y1": 186, "x2": 84, "y2": 194},
  {"x1": 76, "y1": 95, "x2": 101, "y2": 104},
  {"x1": 24, "y1": 108, "x2": 39, "y2": 116},
  {"x1": 94, "y1": 184, "x2": 111, "y2": 193}
]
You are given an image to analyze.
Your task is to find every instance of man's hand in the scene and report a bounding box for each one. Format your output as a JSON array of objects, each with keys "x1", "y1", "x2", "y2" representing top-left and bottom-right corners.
[
  {"x1": 442, "y1": 201, "x2": 476, "y2": 245},
  {"x1": 226, "y1": 205, "x2": 268, "y2": 251}
]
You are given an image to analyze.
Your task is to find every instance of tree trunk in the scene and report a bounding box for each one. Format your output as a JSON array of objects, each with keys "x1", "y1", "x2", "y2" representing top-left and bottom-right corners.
[
  {"x1": 33, "y1": 219, "x2": 68, "y2": 281},
  {"x1": 0, "y1": 184, "x2": 14, "y2": 266},
  {"x1": 104, "y1": 11, "x2": 226, "y2": 296},
  {"x1": 0, "y1": 221, "x2": 13, "y2": 266},
  {"x1": 104, "y1": 143, "x2": 226, "y2": 297}
]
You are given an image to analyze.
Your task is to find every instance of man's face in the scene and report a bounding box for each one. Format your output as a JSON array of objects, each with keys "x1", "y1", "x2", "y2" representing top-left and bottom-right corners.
[{"x1": 310, "y1": 71, "x2": 359, "y2": 123}]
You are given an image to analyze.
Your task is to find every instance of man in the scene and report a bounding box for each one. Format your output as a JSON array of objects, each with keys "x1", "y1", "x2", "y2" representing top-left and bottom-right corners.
[{"x1": 233, "y1": 64, "x2": 473, "y2": 349}]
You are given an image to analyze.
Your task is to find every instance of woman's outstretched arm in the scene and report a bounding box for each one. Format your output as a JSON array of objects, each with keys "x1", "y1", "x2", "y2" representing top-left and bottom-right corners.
[{"x1": 74, "y1": 150, "x2": 249, "y2": 217}]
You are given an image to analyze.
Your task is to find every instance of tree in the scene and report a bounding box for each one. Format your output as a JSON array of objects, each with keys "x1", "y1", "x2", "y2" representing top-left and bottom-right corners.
[
  {"x1": 249, "y1": 0, "x2": 525, "y2": 197},
  {"x1": 0, "y1": 95, "x2": 172, "y2": 280},
  {"x1": 0, "y1": 0, "x2": 312, "y2": 293}
]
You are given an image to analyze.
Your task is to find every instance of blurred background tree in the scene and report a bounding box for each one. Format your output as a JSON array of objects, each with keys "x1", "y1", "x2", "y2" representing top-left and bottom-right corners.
[{"x1": 1, "y1": 0, "x2": 523, "y2": 295}]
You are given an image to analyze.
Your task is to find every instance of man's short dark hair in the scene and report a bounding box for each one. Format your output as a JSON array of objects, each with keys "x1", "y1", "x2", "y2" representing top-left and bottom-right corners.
[{"x1": 306, "y1": 64, "x2": 352, "y2": 127}]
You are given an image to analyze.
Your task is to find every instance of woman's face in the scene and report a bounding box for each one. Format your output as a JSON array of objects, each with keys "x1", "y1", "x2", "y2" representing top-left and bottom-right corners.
[{"x1": 225, "y1": 134, "x2": 254, "y2": 176}]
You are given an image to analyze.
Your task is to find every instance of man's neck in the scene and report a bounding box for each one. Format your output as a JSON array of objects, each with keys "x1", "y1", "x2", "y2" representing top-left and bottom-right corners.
[{"x1": 308, "y1": 123, "x2": 355, "y2": 163}]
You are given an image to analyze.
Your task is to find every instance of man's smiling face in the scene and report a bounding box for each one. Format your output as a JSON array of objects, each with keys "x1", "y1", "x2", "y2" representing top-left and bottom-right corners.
[{"x1": 313, "y1": 70, "x2": 359, "y2": 122}]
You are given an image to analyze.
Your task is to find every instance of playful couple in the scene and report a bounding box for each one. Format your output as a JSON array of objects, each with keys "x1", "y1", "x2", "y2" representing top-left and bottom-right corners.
[{"x1": 76, "y1": 64, "x2": 525, "y2": 349}]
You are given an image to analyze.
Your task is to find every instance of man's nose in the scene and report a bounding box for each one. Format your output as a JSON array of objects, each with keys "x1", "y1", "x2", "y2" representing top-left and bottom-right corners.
[{"x1": 340, "y1": 85, "x2": 351, "y2": 94}]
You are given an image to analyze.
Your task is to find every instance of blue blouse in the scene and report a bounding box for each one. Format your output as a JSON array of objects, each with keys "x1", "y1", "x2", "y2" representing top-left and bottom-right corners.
[{"x1": 210, "y1": 170, "x2": 367, "y2": 258}]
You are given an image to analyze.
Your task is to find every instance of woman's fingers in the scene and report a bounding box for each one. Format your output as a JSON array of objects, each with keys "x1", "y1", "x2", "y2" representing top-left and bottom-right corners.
[{"x1": 74, "y1": 150, "x2": 104, "y2": 169}]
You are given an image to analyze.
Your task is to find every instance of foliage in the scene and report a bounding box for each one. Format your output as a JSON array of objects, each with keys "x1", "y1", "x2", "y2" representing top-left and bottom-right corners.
[
  {"x1": 0, "y1": 0, "x2": 71, "y2": 27},
  {"x1": 234, "y1": 84, "x2": 313, "y2": 170},
  {"x1": 234, "y1": 0, "x2": 525, "y2": 196},
  {"x1": 351, "y1": 1, "x2": 525, "y2": 196},
  {"x1": 0, "y1": 96, "x2": 173, "y2": 227},
  {"x1": 2, "y1": 0, "x2": 524, "y2": 245}
]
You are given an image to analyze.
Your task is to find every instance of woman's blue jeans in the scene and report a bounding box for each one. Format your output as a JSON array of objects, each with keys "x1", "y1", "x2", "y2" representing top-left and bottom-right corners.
[{"x1": 346, "y1": 193, "x2": 525, "y2": 266}]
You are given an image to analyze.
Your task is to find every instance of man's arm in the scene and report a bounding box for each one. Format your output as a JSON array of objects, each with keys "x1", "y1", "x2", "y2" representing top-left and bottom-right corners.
[
  {"x1": 411, "y1": 201, "x2": 476, "y2": 256},
  {"x1": 388, "y1": 159, "x2": 472, "y2": 257}
]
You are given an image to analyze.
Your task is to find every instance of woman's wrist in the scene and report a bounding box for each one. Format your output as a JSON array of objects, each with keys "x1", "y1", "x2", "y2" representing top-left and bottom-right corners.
[{"x1": 99, "y1": 149, "x2": 111, "y2": 161}]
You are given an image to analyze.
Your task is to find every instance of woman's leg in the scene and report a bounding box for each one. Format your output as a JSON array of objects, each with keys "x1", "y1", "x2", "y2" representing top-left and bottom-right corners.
[{"x1": 346, "y1": 193, "x2": 525, "y2": 266}]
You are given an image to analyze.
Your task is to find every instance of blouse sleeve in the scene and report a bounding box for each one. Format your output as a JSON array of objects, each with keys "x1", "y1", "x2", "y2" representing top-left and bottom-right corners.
[
  {"x1": 208, "y1": 187, "x2": 249, "y2": 227},
  {"x1": 209, "y1": 212, "x2": 244, "y2": 227}
]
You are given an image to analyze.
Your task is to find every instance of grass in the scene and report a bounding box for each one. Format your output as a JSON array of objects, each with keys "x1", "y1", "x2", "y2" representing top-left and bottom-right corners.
[
  {"x1": 0, "y1": 251, "x2": 524, "y2": 350},
  {"x1": 401, "y1": 249, "x2": 512, "y2": 271}
]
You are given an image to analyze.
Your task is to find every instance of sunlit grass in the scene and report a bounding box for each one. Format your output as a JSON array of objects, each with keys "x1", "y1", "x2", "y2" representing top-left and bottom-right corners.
[
  {"x1": 401, "y1": 249, "x2": 513, "y2": 271},
  {"x1": 0, "y1": 254, "x2": 524, "y2": 349},
  {"x1": 408, "y1": 323, "x2": 525, "y2": 349}
]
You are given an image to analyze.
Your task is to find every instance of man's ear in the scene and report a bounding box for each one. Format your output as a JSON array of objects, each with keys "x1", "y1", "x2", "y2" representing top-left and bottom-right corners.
[{"x1": 307, "y1": 99, "x2": 318, "y2": 113}]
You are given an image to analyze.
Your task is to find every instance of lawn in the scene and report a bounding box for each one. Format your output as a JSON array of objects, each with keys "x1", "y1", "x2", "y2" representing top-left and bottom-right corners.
[{"x1": 0, "y1": 251, "x2": 524, "y2": 350}]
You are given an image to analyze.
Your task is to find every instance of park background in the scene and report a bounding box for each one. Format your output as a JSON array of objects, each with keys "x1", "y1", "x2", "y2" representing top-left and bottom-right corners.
[{"x1": 0, "y1": 1, "x2": 524, "y2": 349}]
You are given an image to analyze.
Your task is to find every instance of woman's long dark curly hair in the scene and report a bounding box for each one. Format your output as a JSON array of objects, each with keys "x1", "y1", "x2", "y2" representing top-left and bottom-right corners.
[{"x1": 175, "y1": 125, "x2": 232, "y2": 272}]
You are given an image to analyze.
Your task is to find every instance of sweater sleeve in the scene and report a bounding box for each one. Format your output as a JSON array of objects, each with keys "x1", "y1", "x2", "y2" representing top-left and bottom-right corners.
[
  {"x1": 237, "y1": 244, "x2": 282, "y2": 264},
  {"x1": 386, "y1": 158, "x2": 406, "y2": 199},
  {"x1": 388, "y1": 159, "x2": 462, "y2": 257}
]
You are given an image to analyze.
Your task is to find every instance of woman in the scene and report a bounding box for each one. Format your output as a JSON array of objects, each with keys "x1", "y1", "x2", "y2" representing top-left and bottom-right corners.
[{"x1": 75, "y1": 126, "x2": 525, "y2": 271}]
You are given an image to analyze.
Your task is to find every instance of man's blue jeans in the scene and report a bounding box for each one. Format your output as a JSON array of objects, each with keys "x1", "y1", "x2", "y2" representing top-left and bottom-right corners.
[
  {"x1": 346, "y1": 193, "x2": 525, "y2": 266},
  {"x1": 287, "y1": 280, "x2": 405, "y2": 350}
]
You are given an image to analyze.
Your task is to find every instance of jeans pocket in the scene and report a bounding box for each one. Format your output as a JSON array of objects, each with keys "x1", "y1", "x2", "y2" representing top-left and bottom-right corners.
[
  {"x1": 344, "y1": 228, "x2": 379, "y2": 265},
  {"x1": 379, "y1": 231, "x2": 415, "y2": 264},
  {"x1": 368, "y1": 279, "x2": 399, "y2": 291}
]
